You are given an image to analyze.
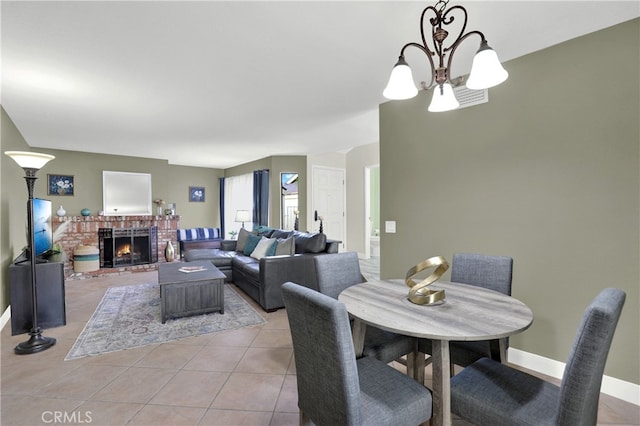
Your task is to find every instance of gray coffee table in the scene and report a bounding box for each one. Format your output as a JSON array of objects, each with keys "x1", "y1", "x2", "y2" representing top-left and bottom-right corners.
[{"x1": 158, "y1": 261, "x2": 226, "y2": 323}]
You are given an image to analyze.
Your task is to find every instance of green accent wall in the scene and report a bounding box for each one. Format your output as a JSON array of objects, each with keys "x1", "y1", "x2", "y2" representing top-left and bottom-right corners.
[{"x1": 379, "y1": 19, "x2": 639, "y2": 384}]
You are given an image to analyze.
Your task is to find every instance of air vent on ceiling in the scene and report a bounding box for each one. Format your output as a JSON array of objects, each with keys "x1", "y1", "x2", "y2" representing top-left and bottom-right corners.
[{"x1": 454, "y1": 86, "x2": 488, "y2": 109}]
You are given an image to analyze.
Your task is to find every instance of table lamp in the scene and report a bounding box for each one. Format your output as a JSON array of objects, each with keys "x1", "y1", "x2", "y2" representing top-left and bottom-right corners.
[{"x1": 235, "y1": 210, "x2": 251, "y2": 229}]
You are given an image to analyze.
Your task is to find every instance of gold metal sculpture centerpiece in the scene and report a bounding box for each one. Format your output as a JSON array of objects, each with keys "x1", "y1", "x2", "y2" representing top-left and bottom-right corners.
[{"x1": 405, "y1": 256, "x2": 449, "y2": 305}]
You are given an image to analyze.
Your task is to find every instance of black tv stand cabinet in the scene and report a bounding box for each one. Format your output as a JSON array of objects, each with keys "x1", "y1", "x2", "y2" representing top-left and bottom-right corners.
[{"x1": 9, "y1": 259, "x2": 66, "y2": 336}]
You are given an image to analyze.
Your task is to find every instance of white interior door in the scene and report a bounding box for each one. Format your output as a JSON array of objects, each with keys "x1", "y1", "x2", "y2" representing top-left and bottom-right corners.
[{"x1": 312, "y1": 166, "x2": 346, "y2": 251}]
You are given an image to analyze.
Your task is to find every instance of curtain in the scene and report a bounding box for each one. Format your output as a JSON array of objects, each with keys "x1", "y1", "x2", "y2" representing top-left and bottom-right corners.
[
  {"x1": 253, "y1": 169, "x2": 269, "y2": 227},
  {"x1": 223, "y1": 173, "x2": 254, "y2": 236},
  {"x1": 219, "y1": 177, "x2": 225, "y2": 236}
]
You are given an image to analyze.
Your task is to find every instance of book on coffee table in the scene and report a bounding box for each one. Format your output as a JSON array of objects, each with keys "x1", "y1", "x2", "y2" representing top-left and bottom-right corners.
[{"x1": 178, "y1": 266, "x2": 207, "y2": 273}]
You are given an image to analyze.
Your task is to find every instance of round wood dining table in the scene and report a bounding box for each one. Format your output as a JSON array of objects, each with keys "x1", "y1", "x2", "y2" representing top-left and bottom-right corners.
[{"x1": 339, "y1": 279, "x2": 533, "y2": 426}]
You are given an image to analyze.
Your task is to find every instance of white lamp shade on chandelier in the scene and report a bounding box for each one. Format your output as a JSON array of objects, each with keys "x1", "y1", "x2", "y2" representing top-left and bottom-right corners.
[
  {"x1": 428, "y1": 83, "x2": 460, "y2": 112},
  {"x1": 383, "y1": 58, "x2": 419, "y2": 100},
  {"x1": 465, "y1": 42, "x2": 509, "y2": 90},
  {"x1": 5, "y1": 151, "x2": 55, "y2": 170}
]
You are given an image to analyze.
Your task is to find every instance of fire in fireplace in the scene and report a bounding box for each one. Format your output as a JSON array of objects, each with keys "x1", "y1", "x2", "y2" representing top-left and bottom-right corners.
[{"x1": 99, "y1": 227, "x2": 158, "y2": 268}]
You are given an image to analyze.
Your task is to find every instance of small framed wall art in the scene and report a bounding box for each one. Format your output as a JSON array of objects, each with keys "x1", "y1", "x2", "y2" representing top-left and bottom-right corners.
[
  {"x1": 189, "y1": 186, "x2": 205, "y2": 202},
  {"x1": 48, "y1": 174, "x2": 75, "y2": 196}
]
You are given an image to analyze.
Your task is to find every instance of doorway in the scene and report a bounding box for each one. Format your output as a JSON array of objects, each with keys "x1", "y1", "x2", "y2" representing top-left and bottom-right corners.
[
  {"x1": 311, "y1": 166, "x2": 346, "y2": 251},
  {"x1": 364, "y1": 165, "x2": 380, "y2": 259}
]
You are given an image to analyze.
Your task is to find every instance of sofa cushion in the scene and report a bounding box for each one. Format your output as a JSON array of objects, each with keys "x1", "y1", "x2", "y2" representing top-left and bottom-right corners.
[
  {"x1": 275, "y1": 236, "x2": 295, "y2": 256},
  {"x1": 236, "y1": 228, "x2": 253, "y2": 252},
  {"x1": 255, "y1": 226, "x2": 275, "y2": 237},
  {"x1": 271, "y1": 229, "x2": 294, "y2": 239},
  {"x1": 183, "y1": 248, "x2": 237, "y2": 266},
  {"x1": 183, "y1": 249, "x2": 220, "y2": 262},
  {"x1": 243, "y1": 234, "x2": 262, "y2": 256},
  {"x1": 294, "y1": 231, "x2": 327, "y2": 254},
  {"x1": 232, "y1": 255, "x2": 260, "y2": 282},
  {"x1": 251, "y1": 237, "x2": 278, "y2": 260}
]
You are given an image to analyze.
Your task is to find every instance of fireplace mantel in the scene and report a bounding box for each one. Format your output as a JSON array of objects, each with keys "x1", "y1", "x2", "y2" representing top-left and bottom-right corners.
[{"x1": 52, "y1": 215, "x2": 181, "y2": 279}]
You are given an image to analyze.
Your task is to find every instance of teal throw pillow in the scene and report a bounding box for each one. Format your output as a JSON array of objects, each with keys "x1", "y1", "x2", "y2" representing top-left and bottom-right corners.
[
  {"x1": 243, "y1": 234, "x2": 262, "y2": 256},
  {"x1": 265, "y1": 238, "x2": 278, "y2": 256},
  {"x1": 255, "y1": 226, "x2": 275, "y2": 237}
]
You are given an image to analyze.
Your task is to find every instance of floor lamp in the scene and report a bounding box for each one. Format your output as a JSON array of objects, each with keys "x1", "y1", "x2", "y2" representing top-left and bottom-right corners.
[{"x1": 5, "y1": 151, "x2": 57, "y2": 355}]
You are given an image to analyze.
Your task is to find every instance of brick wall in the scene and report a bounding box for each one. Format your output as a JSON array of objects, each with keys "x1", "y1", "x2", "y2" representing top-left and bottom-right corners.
[{"x1": 52, "y1": 215, "x2": 180, "y2": 280}]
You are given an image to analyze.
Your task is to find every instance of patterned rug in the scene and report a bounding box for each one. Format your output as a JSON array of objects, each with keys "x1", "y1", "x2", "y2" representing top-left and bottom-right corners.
[{"x1": 65, "y1": 283, "x2": 266, "y2": 360}]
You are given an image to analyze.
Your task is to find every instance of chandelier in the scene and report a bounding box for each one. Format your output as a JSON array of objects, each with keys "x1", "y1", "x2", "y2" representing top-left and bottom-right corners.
[{"x1": 383, "y1": 0, "x2": 508, "y2": 112}]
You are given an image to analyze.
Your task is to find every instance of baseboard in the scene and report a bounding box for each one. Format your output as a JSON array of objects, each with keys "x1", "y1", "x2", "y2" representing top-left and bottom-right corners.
[
  {"x1": 508, "y1": 347, "x2": 639, "y2": 406},
  {"x1": 0, "y1": 305, "x2": 11, "y2": 331}
]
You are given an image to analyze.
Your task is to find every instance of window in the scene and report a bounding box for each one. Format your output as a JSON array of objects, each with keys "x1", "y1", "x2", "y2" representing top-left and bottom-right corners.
[{"x1": 224, "y1": 173, "x2": 253, "y2": 236}]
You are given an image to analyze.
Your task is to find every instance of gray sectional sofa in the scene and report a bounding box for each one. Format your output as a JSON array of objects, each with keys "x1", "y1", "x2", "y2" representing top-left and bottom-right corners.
[{"x1": 183, "y1": 228, "x2": 340, "y2": 311}]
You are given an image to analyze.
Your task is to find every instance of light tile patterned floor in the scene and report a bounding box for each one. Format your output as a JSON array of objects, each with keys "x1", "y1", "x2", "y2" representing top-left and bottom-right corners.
[{"x1": 1, "y1": 259, "x2": 637, "y2": 426}]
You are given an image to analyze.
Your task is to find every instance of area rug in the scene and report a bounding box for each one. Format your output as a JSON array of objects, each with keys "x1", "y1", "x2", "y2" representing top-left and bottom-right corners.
[{"x1": 65, "y1": 283, "x2": 266, "y2": 360}]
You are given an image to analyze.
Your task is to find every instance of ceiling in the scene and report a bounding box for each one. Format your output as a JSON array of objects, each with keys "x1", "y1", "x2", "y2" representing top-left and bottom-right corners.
[{"x1": 2, "y1": 1, "x2": 638, "y2": 169}]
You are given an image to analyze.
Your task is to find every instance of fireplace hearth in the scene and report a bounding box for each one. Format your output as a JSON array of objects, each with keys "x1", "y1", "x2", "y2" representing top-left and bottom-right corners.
[{"x1": 99, "y1": 227, "x2": 158, "y2": 268}]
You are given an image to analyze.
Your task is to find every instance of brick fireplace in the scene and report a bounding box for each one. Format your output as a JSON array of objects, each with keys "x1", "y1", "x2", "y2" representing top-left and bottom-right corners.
[{"x1": 52, "y1": 215, "x2": 180, "y2": 279}]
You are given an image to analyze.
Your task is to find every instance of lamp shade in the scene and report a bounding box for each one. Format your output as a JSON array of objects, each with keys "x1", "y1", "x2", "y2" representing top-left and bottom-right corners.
[
  {"x1": 428, "y1": 83, "x2": 459, "y2": 112},
  {"x1": 383, "y1": 57, "x2": 419, "y2": 100},
  {"x1": 5, "y1": 151, "x2": 55, "y2": 170},
  {"x1": 235, "y1": 210, "x2": 251, "y2": 223},
  {"x1": 465, "y1": 42, "x2": 508, "y2": 90}
]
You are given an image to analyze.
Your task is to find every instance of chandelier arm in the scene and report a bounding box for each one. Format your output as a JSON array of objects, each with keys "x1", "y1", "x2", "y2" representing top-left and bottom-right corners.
[
  {"x1": 400, "y1": 42, "x2": 437, "y2": 89},
  {"x1": 445, "y1": 30, "x2": 486, "y2": 85},
  {"x1": 419, "y1": 5, "x2": 439, "y2": 56},
  {"x1": 440, "y1": 5, "x2": 468, "y2": 52}
]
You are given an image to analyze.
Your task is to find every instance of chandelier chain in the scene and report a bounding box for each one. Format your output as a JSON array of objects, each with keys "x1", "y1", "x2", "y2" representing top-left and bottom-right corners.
[{"x1": 435, "y1": 0, "x2": 449, "y2": 14}]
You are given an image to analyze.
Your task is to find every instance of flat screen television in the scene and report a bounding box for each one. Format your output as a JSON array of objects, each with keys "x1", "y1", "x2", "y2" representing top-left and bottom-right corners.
[{"x1": 33, "y1": 198, "x2": 53, "y2": 257}]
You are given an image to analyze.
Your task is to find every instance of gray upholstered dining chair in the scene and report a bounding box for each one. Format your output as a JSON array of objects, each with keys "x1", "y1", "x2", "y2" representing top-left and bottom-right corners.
[
  {"x1": 314, "y1": 252, "x2": 417, "y2": 364},
  {"x1": 449, "y1": 287, "x2": 625, "y2": 426},
  {"x1": 282, "y1": 281, "x2": 432, "y2": 426},
  {"x1": 418, "y1": 252, "x2": 514, "y2": 369}
]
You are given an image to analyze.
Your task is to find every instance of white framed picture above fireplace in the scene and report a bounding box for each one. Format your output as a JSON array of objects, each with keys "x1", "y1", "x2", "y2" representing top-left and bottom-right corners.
[{"x1": 102, "y1": 171, "x2": 152, "y2": 216}]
